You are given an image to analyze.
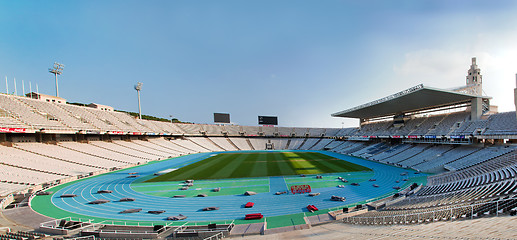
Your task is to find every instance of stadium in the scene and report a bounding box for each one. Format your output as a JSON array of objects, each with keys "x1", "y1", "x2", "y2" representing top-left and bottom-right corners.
[{"x1": 0, "y1": 56, "x2": 516, "y2": 240}]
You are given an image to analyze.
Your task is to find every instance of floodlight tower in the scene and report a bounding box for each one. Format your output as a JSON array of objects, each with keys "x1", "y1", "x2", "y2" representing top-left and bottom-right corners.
[
  {"x1": 134, "y1": 82, "x2": 143, "y2": 119},
  {"x1": 49, "y1": 62, "x2": 64, "y2": 97}
]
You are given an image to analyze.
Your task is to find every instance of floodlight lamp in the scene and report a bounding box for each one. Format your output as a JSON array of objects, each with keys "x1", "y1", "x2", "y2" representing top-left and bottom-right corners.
[
  {"x1": 49, "y1": 62, "x2": 64, "y2": 75},
  {"x1": 134, "y1": 82, "x2": 143, "y2": 91}
]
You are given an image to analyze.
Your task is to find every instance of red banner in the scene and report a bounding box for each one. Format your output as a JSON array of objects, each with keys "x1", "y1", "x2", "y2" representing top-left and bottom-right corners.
[
  {"x1": 0, "y1": 127, "x2": 26, "y2": 133},
  {"x1": 290, "y1": 184, "x2": 311, "y2": 194},
  {"x1": 108, "y1": 131, "x2": 124, "y2": 135}
]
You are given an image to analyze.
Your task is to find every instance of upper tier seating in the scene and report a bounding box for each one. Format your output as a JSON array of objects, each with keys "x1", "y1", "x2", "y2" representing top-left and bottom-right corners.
[
  {"x1": 203, "y1": 124, "x2": 223, "y2": 135},
  {"x1": 0, "y1": 110, "x2": 28, "y2": 129},
  {"x1": 3, "y1": 93, "x2": 517, "y2": 139},
  {"x1": 58, "y1": 103, "x2": 119, "y2": 131},
  {"x1": 223, "y1": 125, "x2": 241, "y2": 136},
  {"x1": 16, "y1": 97, "x2": 97, "y2": 130},
  {"x1": 308, "y1": 128, "x2": 326, "y2": 137},
  {"x1": 484, "y1": 112, "x2": 517, "y2": 135},
  {"x1": 0, "y1": 94, "x2": 69, "y2": 130},
  {"x1": 242, "y1": 126, "x2": 259, "y2": 136},
  {"x1": 277, "y1": 127, "x2": 293, "y2": 136},
  {"x1": 261, "y1": 126, "x2": 276, "y2": 136},
  {"x1": 294, "y1": 128, "x2": 309, "y2": 137}
]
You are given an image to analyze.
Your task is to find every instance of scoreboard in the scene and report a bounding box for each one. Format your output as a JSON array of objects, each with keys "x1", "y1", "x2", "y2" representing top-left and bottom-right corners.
[
  {"x1": 214, "y1": 113, "x2": 230, "y2": 123},
  {"x1": 258, "y1": 116, "x2": 278, "y2": 125}
]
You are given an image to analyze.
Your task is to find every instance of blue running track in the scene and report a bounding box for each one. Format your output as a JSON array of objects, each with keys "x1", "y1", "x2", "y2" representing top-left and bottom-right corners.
[{"x1": 43, "y1": 151, "x2": 424, "y2": 222}]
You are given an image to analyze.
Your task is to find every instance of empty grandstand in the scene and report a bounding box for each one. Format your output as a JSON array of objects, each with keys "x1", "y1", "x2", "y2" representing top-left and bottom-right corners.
[{"x1": 0, "y1": 58, "x2": 516, "y2": 239}]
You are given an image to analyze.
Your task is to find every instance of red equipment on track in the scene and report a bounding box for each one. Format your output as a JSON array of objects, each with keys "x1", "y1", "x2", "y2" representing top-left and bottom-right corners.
[{"x1": 245, "y1": 213, "x2": 263, "y2": 220}]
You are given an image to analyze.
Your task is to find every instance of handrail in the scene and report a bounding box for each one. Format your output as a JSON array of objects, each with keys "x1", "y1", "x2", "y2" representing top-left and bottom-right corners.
[
  {"x1": 203, "y1": 231, "x2": 224, "y2": 240},
  {"x1": 343, "y1": 197, "x2": 517, "y2": 224}
]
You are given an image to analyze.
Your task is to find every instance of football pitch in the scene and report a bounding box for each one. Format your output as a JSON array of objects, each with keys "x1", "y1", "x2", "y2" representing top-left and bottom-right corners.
[{"x1": 146, "y1": 151, "x2": 371, "y2": 182}]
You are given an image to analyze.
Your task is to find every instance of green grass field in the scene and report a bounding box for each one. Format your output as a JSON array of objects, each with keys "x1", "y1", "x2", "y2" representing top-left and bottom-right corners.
[{"x1": 145, "y1": 151, "x2": 371, "y2": 182}]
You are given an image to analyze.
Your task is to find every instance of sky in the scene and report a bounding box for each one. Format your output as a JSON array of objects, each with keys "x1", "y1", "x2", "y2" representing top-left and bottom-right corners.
[{"x1": 1, "y1": 0, "x2": 516, "y2": 128}]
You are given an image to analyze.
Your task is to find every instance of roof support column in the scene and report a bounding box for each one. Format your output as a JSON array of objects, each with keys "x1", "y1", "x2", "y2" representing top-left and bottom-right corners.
[
  {"x1": 360, "y1": 118, "x2": 368, "y2": 128},
  {"x1": 471, "y1": 97, "x2": 482, "y2": 121}
]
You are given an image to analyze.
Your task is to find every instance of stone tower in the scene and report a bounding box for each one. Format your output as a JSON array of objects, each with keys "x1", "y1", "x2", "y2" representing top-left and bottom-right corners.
[{"x1": 465, "y1": 57, "x2": 483, "y2": 96}]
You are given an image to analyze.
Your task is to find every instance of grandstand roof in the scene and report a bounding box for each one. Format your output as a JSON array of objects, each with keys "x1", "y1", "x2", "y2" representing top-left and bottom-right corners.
[{"x1": 332, "y1": 84, "x2": 488, "y2": 119}]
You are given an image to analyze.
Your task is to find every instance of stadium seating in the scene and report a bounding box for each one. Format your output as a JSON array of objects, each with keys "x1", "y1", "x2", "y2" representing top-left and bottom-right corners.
[
  {"x1": 0, "y1": 110, "x2": 28, "y2": 129},
  {"x1": 261, "y1": 126, "x2": 276, "y2": 136},
  {"x1": 294, "y1": 128, "x2": 309, "y2": 137},
  {"x1": 308, "y1": 128, "x2": 326, "y2": 137},
  {"x1": 242, "y1": 126, "x2": 260, "y2": 136},
  {"x1": 324, "y1": 128, "x2": 341, "y2": 137},
  {"x1": 147, "y1": 138, "x2": 194, "y2": 154},
  {"x1": 188, "y1": 137, "x2": 224, "y2": 151},
  {"x1": 59, "y1": 141, "x2": 146, "y2": 164},
  {"x1": 58, "y1": 103, "x2": 118, "y2": 131},
  {"x1": 16, "y1": 97, "x2": 98, "y2": 131},
  {"x1": 89, "y1": 141, "x2": 158, "y2": 160},
  {"x1": 0, "y1": 94, "x2": 69, "y2": 130},
  {"x1": 323, "y1": 140, "x2": 346, "y2": 150},
  {"x1": 114, "y1": 140, "x2": 171, "y2": 158},
  {"x1": 444, "y1": 146, "x2": 516, "y2": 171},
  {"x1": 0, "y1": 144, "x2": 101, "y2": 176},
  {"x1": 484, "y1": 112, "x2": 517, "y2": 135},
  {"x1": 202, "y1": 124, "x2": 223, "y2": 136},
  {"x1": 309, "y1": 138, "x2": 334, "y2": 150},
  {"x1": 173, "y1": 138, "x2": 211, "y2": 152},
  {"x1": 228, "y1": 137, "x2": 253, "y2": 150},
  {"x1": 131, "y1": 139, "x2": 182, "y2": 157},
  {"x1": 298, "y1": 138, "x2": 320, "y2": 150},
  {"x1": 278, "y1": 127, "x2": 294, "y2": 136},
  {"x1": 269, "y1": 138, "x2": 288, "y2": 150},
  {"x1": 2, "y1": 92, "x2": 517, "y2": 234},
  {"x1": 224, "y1": 125, "x2": 242, "y2": 136},
  {"x1": 428, "y1": 151, "x2": 517, "y2": 185},
  {"x1": 288, "y1": 138, "x2": 305, "y2": 150},
  {"x1": 341, "y1": 145, "x2": 517, "y2": 225},
  {"x1": 248, "y1": 138, "x2": 266, "y2": 150},
  {"x1": 0, "y1": 182, "x2": 29, "y2": 196},
  {"x1": 208, "y1": 137, "x2": 239, "y2": 151},
  {"x1": 0, "y1": 163, "x2": 61, "y2": 185},
  {"x1": 2, "y1": 93, "x2": 517, "y2": 140}
]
